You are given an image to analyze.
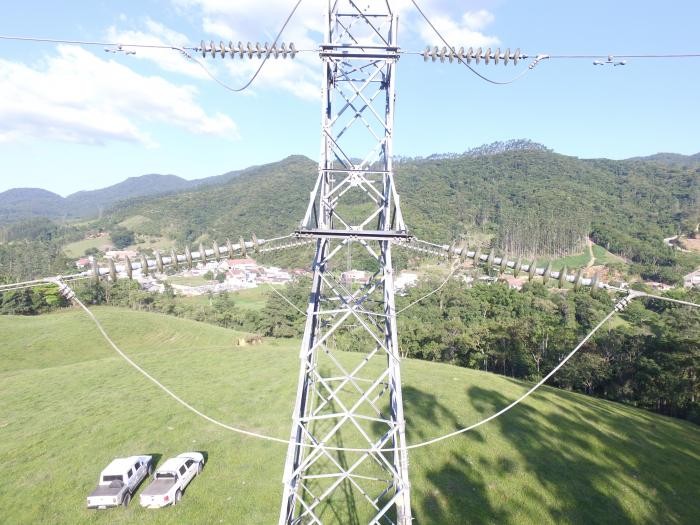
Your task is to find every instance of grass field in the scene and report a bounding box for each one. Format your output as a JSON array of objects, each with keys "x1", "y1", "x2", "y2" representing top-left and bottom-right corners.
[
  {"x1": 130, "y1": 235, "x2": 176, "y2": 252},
  {"x1": 230, "y1": 285, "x2": 277, "y2": 311},
  {"x1": 178, "y1": 286, "x2": 273, "y2": 311},
  {"x1": 1, "y1": 308, "x2": 698, "y2": 524},
  {"x1": 118, "y1": 215, "x2": 152, "y2": 230},
  {"x1": 535, "y1": 243, "x2": 625, "y2": 271},
  {"x1": 591, "y1": 243, "x2": 626, "y2": 265},
  {"x1": 536, "y1": 251, "x2": 592, "y2": 271},
  {"x1": 168, "y1": 275, "x2": 212, "y2": 287},
  {"x1": 63, "y1": 236, "x2": 113, "y2": 258}
]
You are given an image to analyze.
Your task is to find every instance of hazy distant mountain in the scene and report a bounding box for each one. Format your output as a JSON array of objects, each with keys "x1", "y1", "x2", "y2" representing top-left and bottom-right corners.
[
  {"x1": 2, "y1": 141, "x2": 698, "y2": 225},
  {"x1": 396, "y1": 139, "x2": 551, "y2": 163},
  {"x1": 0, "y1": 168, "x2": 247, "y2": 223},
  {"x1": 627, "y1": 152, "x2": 700, "y2": 168},
  {"x1": 0, "y1": 188, "x2": 68, "y2": 222},
  {"x1": 64, "y1": 174, "x2": 193, "y2": 217}
]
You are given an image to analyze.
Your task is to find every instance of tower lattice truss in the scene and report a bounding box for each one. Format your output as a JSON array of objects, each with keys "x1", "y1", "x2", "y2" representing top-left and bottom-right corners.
[{"x1": 280, "y1": 2, "x2": 412, "y2": 524}]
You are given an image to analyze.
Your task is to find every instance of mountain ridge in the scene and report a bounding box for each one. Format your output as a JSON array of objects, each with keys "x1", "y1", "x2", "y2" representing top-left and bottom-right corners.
[
  {"x1": 1, "y1": 141, "x2": 699, "y2": 225},
  {"x1": 0, "y1": 139, "x2": 700, "y2": 224},
  {"x1": 0, "y1": 165, "x2": 252, "y2": 223}
]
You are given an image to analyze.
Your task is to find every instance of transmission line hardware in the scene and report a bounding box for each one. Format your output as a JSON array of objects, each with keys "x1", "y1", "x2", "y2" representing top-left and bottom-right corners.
[
  {"x1": 423, "y1": 46, "x2": 525, "y2": 64},
  {"x1": 198, "y1": 40, "x2": 297, "y2": 59}
]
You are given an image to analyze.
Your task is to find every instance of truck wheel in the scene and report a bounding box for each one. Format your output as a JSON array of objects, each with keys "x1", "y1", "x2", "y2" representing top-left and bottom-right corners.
[
  {"x1": 174, "y1": 489, "x2": 182, "y2": 505},
  {"x1": 122, "y1": 492, "x2": 131, "y2": 507},
  {"x1": 197, "y1": 462, "x2": 203, "y2": 475},
  {"x1": 148, "y1": 463, "x2": 154, "y2": 476}
]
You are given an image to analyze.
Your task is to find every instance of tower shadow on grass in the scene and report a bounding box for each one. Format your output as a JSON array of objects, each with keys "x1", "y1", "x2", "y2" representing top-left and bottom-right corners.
[
  {"x1": 461, "y1": 384, "x2": 699, "y2": 524},
  {"x1": 398, "y1": 381, "x2": 699, "y2": 524},
  {"x1": 401, "y1": 385, "x2": 506, "y2": 524}
]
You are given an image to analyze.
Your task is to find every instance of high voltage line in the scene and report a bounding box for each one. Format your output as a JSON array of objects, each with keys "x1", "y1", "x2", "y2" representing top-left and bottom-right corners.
[
  {"x1": 40, "y1": 276, "x2": 699, "y2": 456},
  {"x1": 2, "y1": 30, "x2": 699, "y2": 91}
]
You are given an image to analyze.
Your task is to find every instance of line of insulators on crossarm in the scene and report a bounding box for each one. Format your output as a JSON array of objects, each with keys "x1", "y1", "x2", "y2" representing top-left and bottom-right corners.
[
  {"x1": 198, "y1": 40, "x2": 298, "y2": 59},
  {"x1": 402, "y1": 239, "x2": 607, "y2": 295},
  {"x1": 423, "y1": 45, "x2": 526, "y2": 65},
  {"x1": 85, "y1": 236, "x2": 313, "y2": 283}
]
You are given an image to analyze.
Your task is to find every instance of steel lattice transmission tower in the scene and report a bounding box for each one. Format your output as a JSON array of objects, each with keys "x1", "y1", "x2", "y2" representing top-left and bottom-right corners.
[{"x1": 280, "y1": 1, "x2": 412, "y2": 523}]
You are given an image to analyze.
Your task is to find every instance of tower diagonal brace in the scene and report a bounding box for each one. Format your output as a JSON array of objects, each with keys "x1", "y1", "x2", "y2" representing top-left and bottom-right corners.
[{"x1": 280, "y1": 2, "x2": 411, "y2": 524}]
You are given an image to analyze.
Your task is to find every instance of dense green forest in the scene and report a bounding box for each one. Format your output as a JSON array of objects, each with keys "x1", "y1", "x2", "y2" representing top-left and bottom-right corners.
[
  {"x1": 1, "y1": 147, "x2": 698, "y2": 283},
  {"x1": 93, "y1": 149, "x2": 699, "y2": 283},
  {"x1": 0, "y1": 218, "x2": 78, "y2": 284}
]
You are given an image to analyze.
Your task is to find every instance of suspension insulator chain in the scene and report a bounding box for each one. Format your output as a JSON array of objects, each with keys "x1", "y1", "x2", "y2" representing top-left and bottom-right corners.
[
  {"x1": 423, "y1": 45, "x2": 524, "y2": 65},
  {"x1": 199, "y1": 40, "x2": 297, "y2": 59}
]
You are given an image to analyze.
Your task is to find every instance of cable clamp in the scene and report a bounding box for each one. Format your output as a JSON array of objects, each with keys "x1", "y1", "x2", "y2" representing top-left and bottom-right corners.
[
  {"x1": 614, "y1": 290, "x2": 645, "y2": 312},
  {"x1": 529, "y1": 54, "x2": 550, "y2": 69},
  {"x1": 46, "y1": 277, "x2": 76, "y2": 301}
]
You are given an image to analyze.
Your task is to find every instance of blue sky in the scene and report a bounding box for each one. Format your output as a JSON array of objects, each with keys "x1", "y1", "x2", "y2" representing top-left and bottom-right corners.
[{"x1": 0, "y1": 0, "x2": 698, "y2": 196}]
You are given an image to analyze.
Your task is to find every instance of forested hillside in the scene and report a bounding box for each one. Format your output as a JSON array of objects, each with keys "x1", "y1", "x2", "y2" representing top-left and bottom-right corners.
[
  {"x1": 1, "y1": 146, "x2": 698, "y2": 283},
  {"x1": 101, "y1": 148, "x2": 699, "y2": 283}
]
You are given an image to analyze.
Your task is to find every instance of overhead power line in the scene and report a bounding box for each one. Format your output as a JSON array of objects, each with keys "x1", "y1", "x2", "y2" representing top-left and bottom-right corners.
[
  {"x1": 408, "y1": 0, "x2": 536, "y2": 84},
  {"x1": 197, "y1": 0, "x2": 304, "y2": 93},
  {"x1": 0, "y1": 0, "x2": 304, "y2": 94},
  {"x1": 49, "y1": 278, "x2": 699, "y2": 455}
]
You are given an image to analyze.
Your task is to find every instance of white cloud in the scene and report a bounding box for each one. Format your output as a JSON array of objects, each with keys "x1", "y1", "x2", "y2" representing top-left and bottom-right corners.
[
  {"x1": 461, "y1": 9, "x2": 496, "y2": 31},
  {"x1": 0, "y1": 45, "x2": 238, "y2": 146},
  {"x1": 170, "y1": 0, "x2": 499, "y2": 99},
  {"x1": 105, "y1": 19, "x2": 208, "y2": 79},
  {"x1": 416, "y1": 10, "x2": 499, "y2": 48},
  {"x1": 173, "y1": 0, "x2": 324, "y2": 100}
]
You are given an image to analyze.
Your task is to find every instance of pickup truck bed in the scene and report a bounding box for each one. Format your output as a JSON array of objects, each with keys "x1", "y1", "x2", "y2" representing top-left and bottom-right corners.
[
  {"x1": 89, "y1": 484, "x2": 123, "y2": 498},
  {"x1": 87, "y1": 481, "x2": 126, "y2": 509},
  {"x1": 141, "y1": 479, "x2": 175, "y2": 497}
]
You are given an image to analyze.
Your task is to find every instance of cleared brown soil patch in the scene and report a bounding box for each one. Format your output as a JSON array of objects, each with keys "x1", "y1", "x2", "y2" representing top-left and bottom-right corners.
[{"x1": 681, "y1": 237, "x2": 700, "y2": 252}]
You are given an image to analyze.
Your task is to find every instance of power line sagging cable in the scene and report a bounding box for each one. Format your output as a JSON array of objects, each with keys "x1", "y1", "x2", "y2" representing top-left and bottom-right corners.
[
  {"x1": 187, "y1": 0, "x2": 304, "y2": 93},
  {"x1": 396, "y1": 263, "x2": 459, "y2": 315},
  {"x1": 264, "y1": 281, "x2": 306, "y2": 315},
  {"x1": 0, "y1": 0, "x2": 304, "y2": 94},
  {"x1": 50, "y1": 278, "x2": 291, "y2": 446},
  {"x1": 49, "y1": 276, "x2": 699, "y2": 453},
  {"x1": 408, "y1": 0, "x2": 538, "y2": 84}
]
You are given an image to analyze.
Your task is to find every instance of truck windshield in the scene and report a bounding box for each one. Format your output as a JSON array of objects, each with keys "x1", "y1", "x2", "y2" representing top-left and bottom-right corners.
[
  {"x1": 155, "y1": 472, "x2": 176, "y2": 480},
  {"x1": 102, "y1": 475, "x2": 123, "y2": 483}
]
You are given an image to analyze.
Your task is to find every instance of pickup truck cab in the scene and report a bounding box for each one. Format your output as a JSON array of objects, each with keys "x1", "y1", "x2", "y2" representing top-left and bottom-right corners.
[
  {"x1": 140, "y1": 452, "x2": 204, "y2": 508},
  {"x1": 87, "y1": 455, "x2": 152, "y2": 509}
]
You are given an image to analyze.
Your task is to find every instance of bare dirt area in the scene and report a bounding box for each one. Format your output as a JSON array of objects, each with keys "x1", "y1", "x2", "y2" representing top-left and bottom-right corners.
[{"x1": 680, "y1": 237, "x2": 700, "y2": 252}]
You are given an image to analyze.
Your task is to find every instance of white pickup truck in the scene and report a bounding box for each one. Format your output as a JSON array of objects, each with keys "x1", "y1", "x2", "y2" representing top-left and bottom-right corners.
[
  {"x1": 140, "y1": 452, "x2": 204, "y2": 508},
  {"x1": 86, "y1": 455, "x2": 153, "y2": 509}
]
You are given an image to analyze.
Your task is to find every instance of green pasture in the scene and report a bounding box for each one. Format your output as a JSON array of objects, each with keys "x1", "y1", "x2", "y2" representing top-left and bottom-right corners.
[{"x1": 0, "y1": 308, "x2": 697, "y2": 524}]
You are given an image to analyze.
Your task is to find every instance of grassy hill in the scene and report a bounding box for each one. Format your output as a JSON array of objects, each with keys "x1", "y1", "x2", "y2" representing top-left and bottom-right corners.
[{"x1": 1, "y1": 307, "x2": 698, "y2": 524}]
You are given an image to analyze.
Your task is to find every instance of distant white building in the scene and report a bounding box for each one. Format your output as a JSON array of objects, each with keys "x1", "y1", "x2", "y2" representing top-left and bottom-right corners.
[
  {"x1": 228, "y1": 258, "x2": 258, "y2": 271},
  {"x1": 684, "y1": 270, "x2": 700, "y2": 288},
  {"x1": 105, "y1": 249, "x2": 138, "y2": 260},
  {"x1": 341, "y1": 270, "x2": 369, "y2": 285},
  {"x1": 395, "y1": 272, "x2": 418, "y2": 290},
  {"x1": 75, "y1": 257, "x2": 90, "y2": 269},
  {"x1": 262, "y1": 266, "x2": 292, "y2": 283}
]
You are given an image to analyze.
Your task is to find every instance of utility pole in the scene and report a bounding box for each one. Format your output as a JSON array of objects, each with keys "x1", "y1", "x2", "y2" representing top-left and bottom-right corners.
[{"x1": 279, "y1": 1, "x2": 412, "y2": 523}]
